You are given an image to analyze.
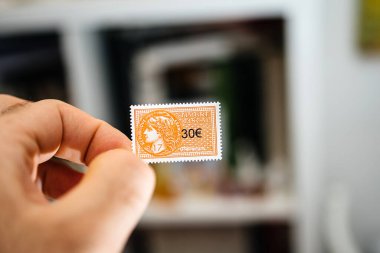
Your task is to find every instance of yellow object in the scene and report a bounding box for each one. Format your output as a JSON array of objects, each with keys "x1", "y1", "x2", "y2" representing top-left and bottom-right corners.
[{"x1": 359, "y1": 0, "x2": 380, "y2": 52}]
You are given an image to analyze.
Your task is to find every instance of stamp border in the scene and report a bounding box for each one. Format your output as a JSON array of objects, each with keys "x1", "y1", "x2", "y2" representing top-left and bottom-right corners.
[{"x1": 130, "y1": 102, "x2": 222, "y2": 163}]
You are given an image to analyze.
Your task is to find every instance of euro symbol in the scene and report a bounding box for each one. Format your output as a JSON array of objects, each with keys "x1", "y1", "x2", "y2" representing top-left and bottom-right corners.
[{"x1": 195, "y1": 128, "x2": 202, "y2": 138}]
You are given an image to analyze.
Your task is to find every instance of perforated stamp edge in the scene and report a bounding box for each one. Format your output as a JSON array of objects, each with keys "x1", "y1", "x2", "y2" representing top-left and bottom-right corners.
[{"x1": 130, "y1": 102, "x2": 222, "y2": 163}]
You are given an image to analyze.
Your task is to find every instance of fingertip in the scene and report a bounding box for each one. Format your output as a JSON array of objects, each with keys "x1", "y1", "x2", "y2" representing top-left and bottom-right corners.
[
  {"x1": 87, "y1": 149, "x2": 156, "y2": 207},
  {"x1": 109, "y1": 149, "x2": 155, "y2": 182},
  {"x1": 90, "y1": 149, "x2": 154, "y2": 179}
]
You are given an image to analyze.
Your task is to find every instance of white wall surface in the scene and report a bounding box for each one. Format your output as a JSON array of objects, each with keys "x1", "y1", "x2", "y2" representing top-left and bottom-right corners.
[{"x1": 324, "y1": 0, "x2": 380, "y2": 252}]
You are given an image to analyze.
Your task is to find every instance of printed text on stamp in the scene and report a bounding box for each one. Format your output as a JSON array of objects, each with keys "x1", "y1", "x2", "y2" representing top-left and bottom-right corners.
[{"x1": 130, "y1": 102, "x2": 222, "y2": 163}]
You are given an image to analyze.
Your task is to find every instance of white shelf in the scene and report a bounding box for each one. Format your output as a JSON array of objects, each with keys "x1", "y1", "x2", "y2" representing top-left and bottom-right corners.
[
  {"x1": 0, "y1": 0, "x2": 288, "y2": 33},
  {"x1": 140, "y1": 193, "x2": 295, "y2": 228}
]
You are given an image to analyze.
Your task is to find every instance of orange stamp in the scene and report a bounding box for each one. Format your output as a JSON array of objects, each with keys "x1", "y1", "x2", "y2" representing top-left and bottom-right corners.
[{"x1": 130, "y1": 102, "x2": 222, "y2": 163}]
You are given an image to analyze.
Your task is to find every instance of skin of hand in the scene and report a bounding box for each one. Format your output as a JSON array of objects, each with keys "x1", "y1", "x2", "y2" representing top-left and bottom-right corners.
[{"x1": 0, "y1": 94, "x2": 156, "y2": 253}]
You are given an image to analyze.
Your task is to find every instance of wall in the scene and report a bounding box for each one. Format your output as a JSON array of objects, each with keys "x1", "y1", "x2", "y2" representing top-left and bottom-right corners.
[{"x1": 324, "y1": 0, "x2": 380, "y2": 252}]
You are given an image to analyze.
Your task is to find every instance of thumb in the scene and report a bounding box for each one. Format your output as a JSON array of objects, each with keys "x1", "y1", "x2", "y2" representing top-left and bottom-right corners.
[{"x1": 48, "y1": 149, "x2": 155, "y2": 252}]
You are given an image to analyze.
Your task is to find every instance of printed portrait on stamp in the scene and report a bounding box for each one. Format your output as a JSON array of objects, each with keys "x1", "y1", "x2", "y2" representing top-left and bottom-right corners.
[
  {"x1": 130, "y1": 102, "x2": 222, "y2": 163},
  {"x1": 137, "y1": 110, "x2": 182, "y2": 156}
]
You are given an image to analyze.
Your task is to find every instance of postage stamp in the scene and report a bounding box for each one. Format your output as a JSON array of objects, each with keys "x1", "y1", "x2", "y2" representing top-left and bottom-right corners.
[{"x1": 130, "y1": 102, "x2": 222, "y2": 163}]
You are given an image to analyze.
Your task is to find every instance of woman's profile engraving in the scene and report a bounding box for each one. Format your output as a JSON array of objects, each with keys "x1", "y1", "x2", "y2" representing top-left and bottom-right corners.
[{"x1": 138, "y1": 110, "x2": 182, "y2": 156}]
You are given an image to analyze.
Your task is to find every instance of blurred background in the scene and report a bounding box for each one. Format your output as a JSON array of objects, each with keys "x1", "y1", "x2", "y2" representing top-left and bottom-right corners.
[{"x1": 1, "y1": 0, "x2": 380, "y2": 253}]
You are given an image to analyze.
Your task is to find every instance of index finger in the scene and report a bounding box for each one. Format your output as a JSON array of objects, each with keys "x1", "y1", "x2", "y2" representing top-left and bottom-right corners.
[{"x1": 0, "y1": 98, "x2": 131, "y2": 173}]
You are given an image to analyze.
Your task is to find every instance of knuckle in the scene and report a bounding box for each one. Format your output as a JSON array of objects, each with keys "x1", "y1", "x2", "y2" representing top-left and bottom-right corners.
[
  {"x1": 0, "y1": 94, "x2": 23, "y2": 101},
  {"x1": 0, "y1": 94, "x2": 30, "y2": 116},
  {"x1": 0, "y1": 94, "x2": 14, "y2": 100},
  {"x1": 37, "y1": 98, "x2": 66, "y2": 107}
]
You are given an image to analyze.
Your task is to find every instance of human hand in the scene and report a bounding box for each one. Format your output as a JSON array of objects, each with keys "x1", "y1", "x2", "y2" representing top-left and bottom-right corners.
[{"x1": 0, "y1": 95, "x2": 155, "y2": 253}]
